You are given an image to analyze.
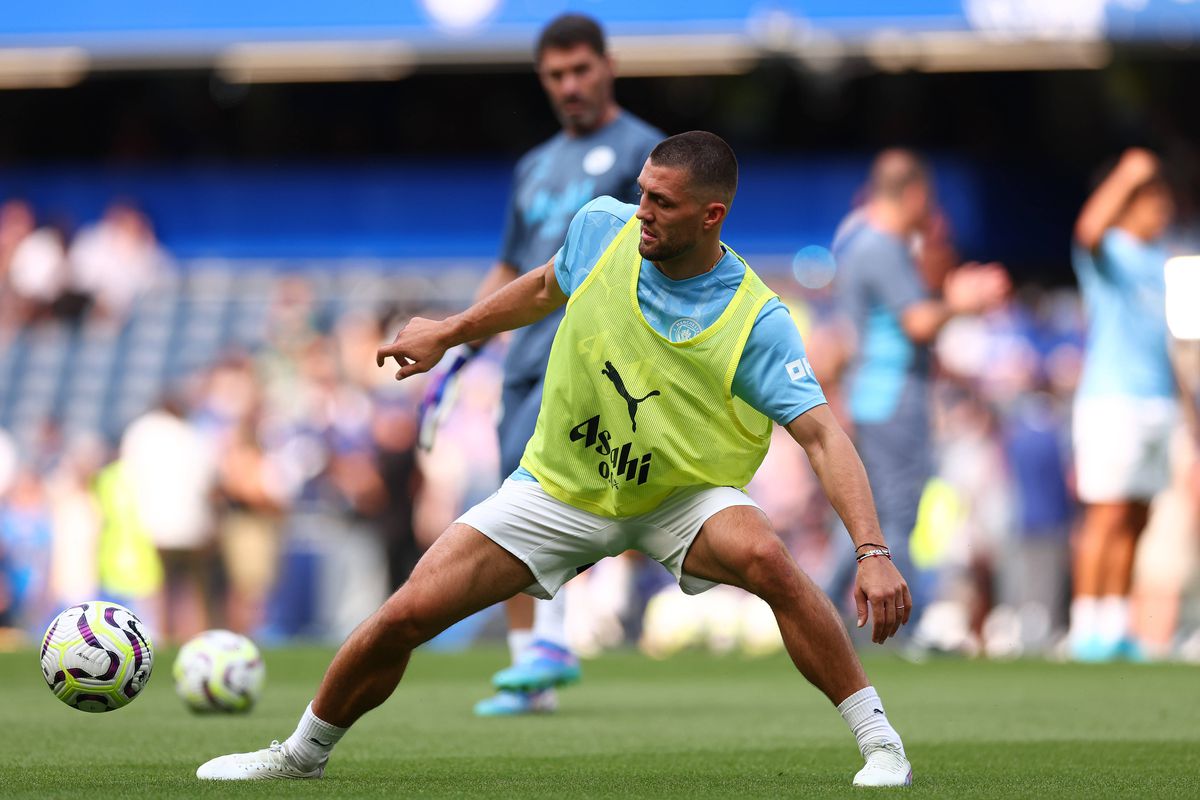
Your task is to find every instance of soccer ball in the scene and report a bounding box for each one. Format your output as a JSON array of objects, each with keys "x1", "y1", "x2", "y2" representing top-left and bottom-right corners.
[
  {"x1": 173, "y1": 629, "x2": 266, "y2": 713},
  {"x1": 40, "y1": 601, "x2": 155, "y2": 713}
]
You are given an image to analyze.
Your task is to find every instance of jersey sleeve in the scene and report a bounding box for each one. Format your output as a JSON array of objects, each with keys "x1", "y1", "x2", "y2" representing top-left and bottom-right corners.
[
  {"x1": 553, "y1": 197, "x2": 633, "y2": 297},
  {"x1": 732, "y1": 299, "x2": 827, "y2": 425}
]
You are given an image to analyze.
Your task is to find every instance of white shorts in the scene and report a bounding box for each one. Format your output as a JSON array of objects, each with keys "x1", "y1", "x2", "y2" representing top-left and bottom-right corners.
[
  {"x1": 456, "y1": 479, "x2": 760, "y2": 599},
  {"x1": 1073, "y1": 396, "x2": 1176, "y2": 503}
]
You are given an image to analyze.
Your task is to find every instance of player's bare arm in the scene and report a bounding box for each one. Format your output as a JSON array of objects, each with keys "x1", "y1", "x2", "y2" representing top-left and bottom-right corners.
[
  {"x1": 464, "y1": 261, "x2": 522, "y2": 349},
  {"x1": 785, "y1": 403, "x2": 912, "y2": 643},
  {"x1": 1074, "y1": 147, "x2": 1160, "y2": 251},
  {"x1": 900, "y1": 263, "x2": 1011, "y2": 345},
  {"x1": 376, "y1": 257, "x2": 566, "y2": 380}
]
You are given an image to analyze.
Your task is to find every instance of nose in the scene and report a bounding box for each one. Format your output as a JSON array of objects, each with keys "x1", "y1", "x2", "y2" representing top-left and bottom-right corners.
[
  {"x1": 636, "y1": 196, "x2": 652, "y2": 222},
  {"x1": 560, "y1": 73, "x2": 581, "y2": 97}
]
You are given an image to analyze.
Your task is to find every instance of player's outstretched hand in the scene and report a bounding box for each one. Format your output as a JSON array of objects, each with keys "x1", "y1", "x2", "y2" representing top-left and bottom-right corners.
[
  {"x1": 376, "y1": 317, "x2": 450, "y2": 381},
  {"x1": 944, "y1": 261, "x2": 1011, "y2": 316},
  {"x1": 855, "y1": 556, "x2": 912, "y2": 644}
]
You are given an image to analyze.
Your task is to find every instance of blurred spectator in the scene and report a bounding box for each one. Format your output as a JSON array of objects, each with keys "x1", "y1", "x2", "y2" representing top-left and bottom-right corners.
[
  {"x1": 999, "y1": 388, "x2": 1073, "y2": 653},
  {"x1": 120, "y1": 395, "x2": 218, "y2": 643},
  {"x1": 94, "y1": 457, "x2": 164, "y2": 623},
  {"x1": 68, "y1": 199, "x2": 170, "y2": 322},
  {"x1": 1068, "y1": 148, "x2": 1177, "y2": 662},
  {"x1": 0, "y1": 199, "x2": 34, "y2": 278},
  {"x1": 8, "y1": 222, "x2": 75, "y2": 323},
  {"x1": 45, "y1": 436, "x2": 108, "y2": 608},
  {"x1": 193, "y1": 355, "x2": 289, "y2": 635},
  {"x1": 826, "y1": 149, "x2": 1009, "y2": 626},
  {"x1": 0, "y1": 469, "x2": 53, "y2": 633},
  {"x1": 0, "y1": 198, "x2": 36, "y2": 339},
  {"x1": 369, "y1": 400, "x2": 423, "y2": 590},
  {"x1": 217, "y1": 414, "x2": 286, "y2": 636},
  {"x1": 1130, "y1": 335, "x2": 1200, "y2": 657}
]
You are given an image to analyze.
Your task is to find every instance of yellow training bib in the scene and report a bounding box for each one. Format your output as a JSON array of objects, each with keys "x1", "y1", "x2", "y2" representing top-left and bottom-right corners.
[{"x1": 521, "y1": 214, "x2": 776, "y2": 518}]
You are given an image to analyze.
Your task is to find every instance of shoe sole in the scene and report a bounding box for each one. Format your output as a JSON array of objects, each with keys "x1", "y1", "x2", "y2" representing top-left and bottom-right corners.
[
  {"x1": 852, "y1": 767, "x2": 912, "y2": 788},
  {"x1": 493, "y1": 669, "x2": 582, "y2": 692}
]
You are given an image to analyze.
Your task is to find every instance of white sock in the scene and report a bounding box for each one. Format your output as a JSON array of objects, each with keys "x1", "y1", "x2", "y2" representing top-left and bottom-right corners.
[
  {"x1": 507, "y1": 629, "x2": 534, "y2": 665},
  {"x1": 283, "y1": 702, "x2": 348, "y2": 770},
  {"x1": 532, "y1": 592, "x2": 569, "y2": 650},
  {"x1": 1097, "y1": 595, "x2": 1130, "y2": 646},
  {"x1": 1069, "y1": 596, "x2": 1099, "y2": 645},
  {"x1": 837, "y1": 687, "x2": 904, "y2": 759}
]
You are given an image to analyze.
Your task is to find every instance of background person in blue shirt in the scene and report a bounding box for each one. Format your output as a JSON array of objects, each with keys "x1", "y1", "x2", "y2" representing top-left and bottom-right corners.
[
  {"x1": 1068, "y1": 148, "x2": 1178, "y2": 662},
  {"x1": 829, "y1": 150, "x2": 1009, "y2": 630},
  {"x1": 429, "y1": 14, "x2": 662, "y2": 716}
]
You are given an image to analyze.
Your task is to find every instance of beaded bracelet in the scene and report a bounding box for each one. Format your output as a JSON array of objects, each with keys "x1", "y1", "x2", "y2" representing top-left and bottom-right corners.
[{"x1": 856, "y1": 547, "x2": 891, "y2": 563}]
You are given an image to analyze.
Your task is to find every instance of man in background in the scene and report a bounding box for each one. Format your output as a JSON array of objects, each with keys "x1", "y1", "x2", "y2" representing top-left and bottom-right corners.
[
  {"x1": 430, "y1": 13, "x2": 662, "y2": 715},
  {"x1": 829, "y1": 150, "x2": 1009, "y2": 626},
  {"x1": 1069, "y1": 148, "x2": 1178, "y2": 661}
]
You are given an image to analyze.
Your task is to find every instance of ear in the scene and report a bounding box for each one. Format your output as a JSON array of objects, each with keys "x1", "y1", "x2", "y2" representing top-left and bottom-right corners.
[{"x1": 702, "y1": 202, "x2": 728, "y2": 231}]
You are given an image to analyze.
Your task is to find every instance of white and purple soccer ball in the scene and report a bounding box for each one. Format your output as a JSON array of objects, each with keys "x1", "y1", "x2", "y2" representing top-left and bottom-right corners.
[
  {"x1": 173, "y1": 629, "x2": 266, "y2": 713},
  {"x1": 40, "y1": 601, "x2": 155, "y2": 713}
]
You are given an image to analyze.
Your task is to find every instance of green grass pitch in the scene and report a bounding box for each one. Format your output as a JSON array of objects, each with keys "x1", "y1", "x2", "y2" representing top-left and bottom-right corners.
[{"x1": 2, "y1": 646, "x2": 1197, "y2": 798}]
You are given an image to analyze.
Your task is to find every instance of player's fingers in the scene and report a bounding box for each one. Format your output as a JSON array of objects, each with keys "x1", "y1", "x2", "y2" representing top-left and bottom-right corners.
[
  {"x1": 397, "y1": 360, "x2": 429, "y2": 380},
  {"x1": 893, "y1": 588, "x2": 906, "y2": 636},
  {"x1": 884, "y1": 595, "x2": 898, "y2": 641},
  {"x1": 871, "y1": 596, "x2": 886, "y2": 644},
  {"x1": 901, "y1": 584, "x2": 913, "y2": 626},
  {"x1": 376, "y1": 344, "x2": 406, "y2": 368},
  {"x1": 855, "y1": 589, "x2": 868, "y2": 629}
]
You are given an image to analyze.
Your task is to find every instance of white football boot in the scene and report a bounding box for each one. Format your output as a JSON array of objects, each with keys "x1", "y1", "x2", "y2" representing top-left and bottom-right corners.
[
  {"x1": 196, "y1": 740, "x2": 325, "y2": 780},
  {"x1": 852, "y1": 742, "x2": 912, "y2": 787}
]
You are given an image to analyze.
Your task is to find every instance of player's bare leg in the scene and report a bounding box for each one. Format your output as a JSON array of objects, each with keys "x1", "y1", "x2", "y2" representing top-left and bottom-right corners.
[
  {"x1": 681, "y1": 505, "x2": 911, "y2": 787},
  {"x1": 505, "y1": 593, "x2": 535, "y2": 629},
  {"x1": 197, "y1": 524, "x2": 535, "y2": 780},
  {"x1": 1070, "y1": 501, "x2": 1149, "y2": 660}
]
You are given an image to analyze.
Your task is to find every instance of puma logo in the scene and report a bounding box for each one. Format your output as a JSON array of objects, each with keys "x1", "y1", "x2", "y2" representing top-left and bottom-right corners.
[{"x1": 601, "y1": 360, "x2": 660, "y2": 432}]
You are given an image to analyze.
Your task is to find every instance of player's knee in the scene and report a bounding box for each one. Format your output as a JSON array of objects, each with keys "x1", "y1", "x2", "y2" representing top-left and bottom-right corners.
[
  {"x1": 742, "y1": 537, "x2": 800, "y2": 601},
  {"x1": 375, "y1": 596, "x2": 437, "y2": 648}
]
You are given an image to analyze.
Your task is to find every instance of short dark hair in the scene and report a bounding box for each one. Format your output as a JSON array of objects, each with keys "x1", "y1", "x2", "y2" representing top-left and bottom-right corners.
[
  {"x1": 536, "y1": 14, "x2": 606, "y2": 62},
  {"x1": 868, "y1": 149, "x2": 929, "y2": 200},
  {"x1": 648, "y1": 131, "x2": 738, "y2": 204}
]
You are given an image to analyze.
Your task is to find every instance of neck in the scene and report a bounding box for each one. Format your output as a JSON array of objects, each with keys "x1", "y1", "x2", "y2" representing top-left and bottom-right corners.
[
  {"x1": 865, "y1": 200, "x2": 910, "y2": 237},
  {"x1": 652, "y1": 240, "x2": 725, "y2": 281},
  {"x1": 565, "y1": 102, "x2": 620, "y2": 138}
]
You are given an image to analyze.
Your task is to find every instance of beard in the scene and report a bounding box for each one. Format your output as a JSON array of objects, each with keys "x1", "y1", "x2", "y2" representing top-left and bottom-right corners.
[{"x1": 638, "y1": 234, "x2": 692, "y2": 263}]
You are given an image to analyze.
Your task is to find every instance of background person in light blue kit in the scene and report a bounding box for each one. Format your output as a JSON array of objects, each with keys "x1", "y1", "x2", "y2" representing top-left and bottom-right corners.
[
  {"x1": 1068, "y1": 148, "x2": 1179, "y2": 662},
  {"x1": 828, "y1": 150, "x2": 1009, "y2": 630},
  {"x1": 465, "y1": 14, "x2": 662, "y2": 716}
]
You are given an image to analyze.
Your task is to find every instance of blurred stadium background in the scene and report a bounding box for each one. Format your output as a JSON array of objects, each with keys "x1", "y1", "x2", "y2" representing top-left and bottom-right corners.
[{"x1": 1, "y1": 0, "x2": 1199, "y2": 668}]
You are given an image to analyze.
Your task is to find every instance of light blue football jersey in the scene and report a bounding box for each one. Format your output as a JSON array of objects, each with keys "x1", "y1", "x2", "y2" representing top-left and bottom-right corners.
[{"x1": 1073, "y1": 228, "x2": 1173, "y2": 399}]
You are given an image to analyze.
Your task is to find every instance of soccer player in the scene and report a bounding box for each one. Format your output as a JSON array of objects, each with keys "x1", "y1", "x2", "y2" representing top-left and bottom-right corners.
[
  {"x1": 1068, "y1": 148, "x2": 1177, "y2": 661},
  {"x1": 197, "y1": 131, "x2": 914, "y2": 787},
  {"x1": 827, "y1": 150, "x2": 1009, "y2": 622},
  {"x1": 425, "y1": 13, "x2": 662, "y2": 715}
]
